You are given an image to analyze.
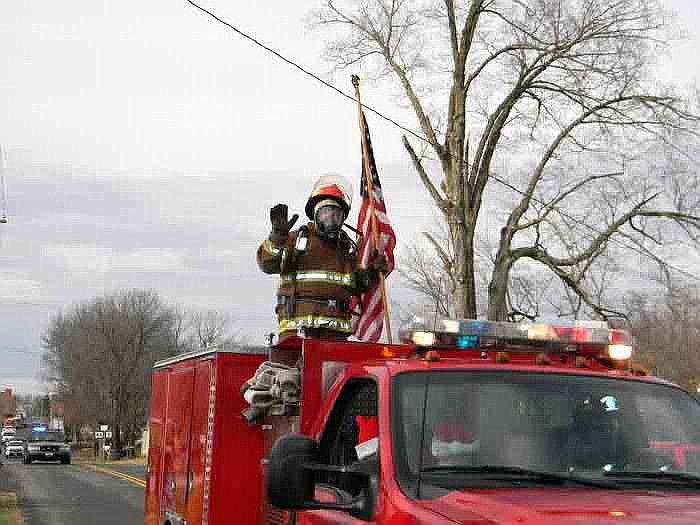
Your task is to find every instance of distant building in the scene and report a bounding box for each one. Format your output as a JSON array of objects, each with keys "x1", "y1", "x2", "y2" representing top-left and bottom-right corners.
[
  {"x1": 0, "y1": 387, "x2": 16, "y2": 424},
  {"x1": 49, "y1": 398, "x2": 65, "y2": 431}
]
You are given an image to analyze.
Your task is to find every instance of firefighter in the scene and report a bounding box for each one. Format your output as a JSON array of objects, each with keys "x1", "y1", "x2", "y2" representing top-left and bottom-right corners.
[{"x1": 256, "y1": 173, "x2": 386, "y2": 343}]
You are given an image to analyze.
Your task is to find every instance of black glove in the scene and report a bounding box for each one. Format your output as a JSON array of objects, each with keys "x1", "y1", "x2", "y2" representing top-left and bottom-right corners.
[{"x1": 269, "y1": 203, "x2": 298, "y2": 244}]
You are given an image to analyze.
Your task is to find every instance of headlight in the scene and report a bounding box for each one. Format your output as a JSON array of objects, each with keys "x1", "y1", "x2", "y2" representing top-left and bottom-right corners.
[{"x1": 27, "y1": 445, "x2": 39, "y2": 451}]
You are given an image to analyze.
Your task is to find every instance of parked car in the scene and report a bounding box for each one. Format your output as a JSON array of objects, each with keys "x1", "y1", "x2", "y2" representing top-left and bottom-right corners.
[
  {"x1": 5, "y1": 439, "x2": 25, "y2": 459},
  {"x1": 23, "y1": 430, "x2": 71, "y2": 464},
  {"x1": 1, "y1": 428, "x2": 16, "y2": 448}
]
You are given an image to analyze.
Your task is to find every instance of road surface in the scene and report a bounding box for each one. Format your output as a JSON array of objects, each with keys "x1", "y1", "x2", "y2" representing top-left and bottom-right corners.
[
  {"x1": 0, "y1": 453, "x2": 144, "y2": 525},
  {"x1": 101, "y1": 462, "x2": 146, "y2": 482}
]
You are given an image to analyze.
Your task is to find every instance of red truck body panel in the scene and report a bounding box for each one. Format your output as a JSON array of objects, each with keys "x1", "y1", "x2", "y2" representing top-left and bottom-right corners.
[{"x1": 144, "y1": 348, "x2": 266, "y2": 525}]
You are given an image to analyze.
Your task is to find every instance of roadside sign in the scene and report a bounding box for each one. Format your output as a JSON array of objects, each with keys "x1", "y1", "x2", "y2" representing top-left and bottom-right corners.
[
  {"x1": 95, "y1": 431, "x2": 105, "y2": 439},
  {"x1": 100, "y1": 425, "x2": 108, "y2": 431},
  {"x1": 105, "y1": 431, "x2": 112, "y2": 438}
]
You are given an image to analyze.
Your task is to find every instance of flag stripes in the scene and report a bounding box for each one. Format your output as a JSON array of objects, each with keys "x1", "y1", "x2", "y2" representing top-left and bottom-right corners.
[{"x1": 351, "y1": 112, "x2": 396, "y2": 342}]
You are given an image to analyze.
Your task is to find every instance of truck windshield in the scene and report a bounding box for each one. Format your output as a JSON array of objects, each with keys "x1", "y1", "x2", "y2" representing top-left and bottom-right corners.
[
  {"x1": 392, "y1": 371, "x2": 700, "y2": 494},
  {"x1": 29, "y1": 432, "x2": 65, "y2": 442}
]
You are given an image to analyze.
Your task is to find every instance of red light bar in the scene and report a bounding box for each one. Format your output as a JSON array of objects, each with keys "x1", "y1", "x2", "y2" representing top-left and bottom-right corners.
[{"x1": 400, "y1": 318, "x2": 635, "y2": 359}]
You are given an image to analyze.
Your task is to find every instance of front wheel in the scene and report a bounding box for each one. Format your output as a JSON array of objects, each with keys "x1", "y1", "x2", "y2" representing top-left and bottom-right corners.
[{"x1": 24, "y1": 456, "x2": 31, "y2": 465}]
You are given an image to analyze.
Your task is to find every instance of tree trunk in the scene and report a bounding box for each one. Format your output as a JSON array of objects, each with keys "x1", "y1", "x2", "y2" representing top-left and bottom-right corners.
[
  {"x1": 450, "y1": 208, "x2": 477, "y2": 319},
  {"x1": 487, "y1": 249, "x2": 513, "y2": 321},
  {"x1": 112, "y1": 392, "x2": 122, "y2": 452}
]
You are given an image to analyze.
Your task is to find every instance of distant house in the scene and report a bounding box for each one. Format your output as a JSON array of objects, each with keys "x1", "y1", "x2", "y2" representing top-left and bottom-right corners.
[{"x1": 0, "y1": 388, "x2": 16, "y2": 424}]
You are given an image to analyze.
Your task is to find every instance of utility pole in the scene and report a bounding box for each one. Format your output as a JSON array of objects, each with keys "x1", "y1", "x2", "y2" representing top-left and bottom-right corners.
[{"x1": 0, "y1": 144, "x2": 8, "y2": 224}]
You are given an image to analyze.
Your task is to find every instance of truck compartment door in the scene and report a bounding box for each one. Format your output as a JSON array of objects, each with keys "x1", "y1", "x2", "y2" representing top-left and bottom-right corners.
[
  {"x1": 145, "y1": 370, "x2": 169, "y2": 525},
  {"x1": 184, "y1": 359, "x2": 213, "y2": 525},
  {"x1": 162, "y1": 367, "x2": 196, "y2": 522}
]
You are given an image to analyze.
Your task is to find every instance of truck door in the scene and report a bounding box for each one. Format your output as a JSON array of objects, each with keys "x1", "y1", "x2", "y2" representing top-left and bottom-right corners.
[
  {"x1": 184, "y1": 359, "x2": 213, "y2": 525},
  {"x1": 300, "y1": 380, "x2": 380, "y2": 525},
  {"x1": 162, "y1": 366, "x2": 195, "y2": 524},
  {"x1": 145, "y1": 370, "x2": 169, "y2": 525}
]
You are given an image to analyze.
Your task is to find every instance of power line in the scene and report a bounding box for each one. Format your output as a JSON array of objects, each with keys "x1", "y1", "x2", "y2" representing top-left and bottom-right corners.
[
  {"x1": 186, "y1": 1, "x2": 700, "y2": 283},
  {"x1": 0, "y1": 346, "x2": 43, "y2": 357},
  {"x1": 0, "y1": 298, "x2": 60, "y2": 310},
  {"x1": 0, "y1": 144, "x2": 8, "y2": 222},
  {"x1": 185, "y1": 0, "x2": 435, "y2": 147},
  {"x1": 486, "y1": 175, "x2": 700, "y2": 283}
]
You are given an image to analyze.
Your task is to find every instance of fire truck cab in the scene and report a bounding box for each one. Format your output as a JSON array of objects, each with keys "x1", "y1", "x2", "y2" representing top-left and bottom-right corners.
[{"x1": 145, "y1": 319, "x2": 700, "y2": 525}]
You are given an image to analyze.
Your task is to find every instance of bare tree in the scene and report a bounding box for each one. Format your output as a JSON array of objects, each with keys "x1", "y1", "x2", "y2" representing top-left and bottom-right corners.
[
  {"x1": 625, "y1": 277, "x2": 700, "y2": 393},
  {"x1": 310, "y1": 0, "x2": 700, "y2": 320},
  {"x1": 399, "y1": 218, "x2": 456, "y2": 317},
  {"x1": 42, "y1": 289, "x2": 177, "y2": 451},
  {"x1": 169, "y1": 304, "x2": 192, "y2": 354},
  {"x1": 42, "y1": 295, "x2": 250, "y2": 451},
  {"x1": 399, "y1": 214, "x2": 562, "y2": 321},
  {"x1": 187, "y1": 309, "x2": 245, "y2": 350}
]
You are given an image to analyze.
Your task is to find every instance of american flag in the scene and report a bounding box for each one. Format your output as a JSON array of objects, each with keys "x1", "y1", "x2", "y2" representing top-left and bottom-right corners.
[{"x1": 350, "y1": 111, "x2": 396, "y2": 342}]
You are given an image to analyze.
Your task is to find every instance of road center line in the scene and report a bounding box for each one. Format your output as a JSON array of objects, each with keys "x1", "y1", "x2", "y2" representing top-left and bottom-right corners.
[{"x1": 83, "y1": 464, "x2": 147, "y2": 488}]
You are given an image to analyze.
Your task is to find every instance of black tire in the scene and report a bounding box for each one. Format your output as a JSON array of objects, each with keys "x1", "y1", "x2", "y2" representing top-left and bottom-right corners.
[{"x1": 24, "y1": 456, "x2": 31, "y2": 465}]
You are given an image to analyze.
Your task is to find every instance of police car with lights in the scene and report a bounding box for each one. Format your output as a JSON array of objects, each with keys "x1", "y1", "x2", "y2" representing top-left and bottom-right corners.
[
  {"x1": 23, "y1": 427, "x2": 71, "y2": 464},
  {"x1": 145, "y1": 317, "x2": 700, "y2": 525}
]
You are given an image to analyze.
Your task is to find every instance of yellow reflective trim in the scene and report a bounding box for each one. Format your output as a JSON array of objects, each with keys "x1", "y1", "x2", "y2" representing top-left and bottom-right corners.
[
  {"x1": 280, "y1": 271, "x2": 355, "y2": 287},
  {"x1": 262, "y1": 239, "x2": 282, "y2": 256},
  {"x1": 279, "y1": 315, "x2": 353, "y2": 334}
]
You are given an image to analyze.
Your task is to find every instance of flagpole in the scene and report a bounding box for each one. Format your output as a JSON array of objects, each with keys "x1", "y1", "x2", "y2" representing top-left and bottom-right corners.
[{"x1": 351, "y1": 75, "x2": 393, "y2": 344}]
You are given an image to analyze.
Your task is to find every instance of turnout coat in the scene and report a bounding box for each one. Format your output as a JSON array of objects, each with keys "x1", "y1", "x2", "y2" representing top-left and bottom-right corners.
[{"x1": 257, "y1": 223, "x2": 373, "y2": 339}]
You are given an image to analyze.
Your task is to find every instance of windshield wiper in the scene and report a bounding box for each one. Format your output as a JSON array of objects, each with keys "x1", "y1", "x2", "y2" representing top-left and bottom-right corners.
[
  {"x1": 603, "y1": 470, "x2": 700, "y2": 487},
  {"x1": 420, "y1": 465, "x2": 620, "y2": 489}
]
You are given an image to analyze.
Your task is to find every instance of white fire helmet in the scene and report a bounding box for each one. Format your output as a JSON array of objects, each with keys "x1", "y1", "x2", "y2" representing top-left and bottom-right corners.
[{"x1": 305, "y1": 174, "x2": 353, "y2": 220}]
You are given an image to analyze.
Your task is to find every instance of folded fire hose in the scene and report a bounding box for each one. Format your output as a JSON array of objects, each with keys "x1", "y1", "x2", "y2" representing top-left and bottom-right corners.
[{"x1": 240, "y1": 361, "x2": 301, "y2": 424}]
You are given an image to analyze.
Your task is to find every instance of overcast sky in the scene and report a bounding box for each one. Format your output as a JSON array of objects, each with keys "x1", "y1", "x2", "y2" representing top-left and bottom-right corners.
[{"x1": 1, "y1": 0, "x2": 699, "y2": 395}]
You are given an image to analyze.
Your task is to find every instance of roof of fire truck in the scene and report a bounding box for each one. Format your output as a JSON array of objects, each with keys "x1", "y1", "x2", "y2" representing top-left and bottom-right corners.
[
  {"x1": 293, "y1": 317, "x2": 664, "y2": 384},
  {"x1": 153, "y1": 317, "x2": 668, "y2": 391},
  {"x1": 155, "y1": 318, "x2": 660, "y2": 386}
]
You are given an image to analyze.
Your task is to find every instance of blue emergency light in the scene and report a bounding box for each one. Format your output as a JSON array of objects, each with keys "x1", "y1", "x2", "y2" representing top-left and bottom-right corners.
[{"x1": 456, "y1": 334, "x2": 479, "y2": 349}]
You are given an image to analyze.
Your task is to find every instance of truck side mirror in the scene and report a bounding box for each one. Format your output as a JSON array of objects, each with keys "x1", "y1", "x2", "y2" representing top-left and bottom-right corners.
[
  {"x1": 265, "y1": 433, "x2": 317, "y2": 508},
  {"x1": 266, "y1": 433, "x2": 376, "y2": 521}
]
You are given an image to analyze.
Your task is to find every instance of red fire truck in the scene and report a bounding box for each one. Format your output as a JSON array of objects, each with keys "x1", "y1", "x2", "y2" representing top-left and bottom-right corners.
[{"x1": 144, "y1": 318, "x2": 700, "y2": 525}]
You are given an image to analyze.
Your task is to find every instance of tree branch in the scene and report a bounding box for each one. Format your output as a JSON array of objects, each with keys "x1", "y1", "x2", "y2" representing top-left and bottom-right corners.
[{"x1": 402, "y1": 135, "x2": 447, "y2": 211}]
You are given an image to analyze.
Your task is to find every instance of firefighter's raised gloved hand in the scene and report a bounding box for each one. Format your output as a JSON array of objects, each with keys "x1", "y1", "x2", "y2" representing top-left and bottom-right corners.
[
  {"x1": 269, "y1": 203, "x2": 299, "y2": 244},
  {"x1": 371, "y1": 251, "x2": 389, "y2": 274}
]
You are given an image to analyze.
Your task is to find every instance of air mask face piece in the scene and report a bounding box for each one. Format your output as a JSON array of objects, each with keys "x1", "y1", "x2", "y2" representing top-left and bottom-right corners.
[{"x1": 315, "y1": 204, "x2": 345, "y2": 238}]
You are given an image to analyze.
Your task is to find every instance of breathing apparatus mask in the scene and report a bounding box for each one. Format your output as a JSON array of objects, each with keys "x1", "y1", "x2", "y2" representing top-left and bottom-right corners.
[{"x1": 314, "y1": 200, "x2": 346, "y2": 239}]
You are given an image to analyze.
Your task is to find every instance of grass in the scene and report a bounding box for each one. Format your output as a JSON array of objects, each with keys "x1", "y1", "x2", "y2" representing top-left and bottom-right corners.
[
  {"x1": 0, "y1": 509, "x2": 22, "y2": 525},
  {"x1": 0, "y1": 493, "x2": 17, "y2": 510},
  {"x1": 0, "y1": 492, "x2": 22, "y2": 525}
]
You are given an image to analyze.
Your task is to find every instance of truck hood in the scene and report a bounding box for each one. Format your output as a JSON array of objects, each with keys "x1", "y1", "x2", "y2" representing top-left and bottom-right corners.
[{"x1": 420, "y1": 488, "x2": 700, "y2": 524}]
